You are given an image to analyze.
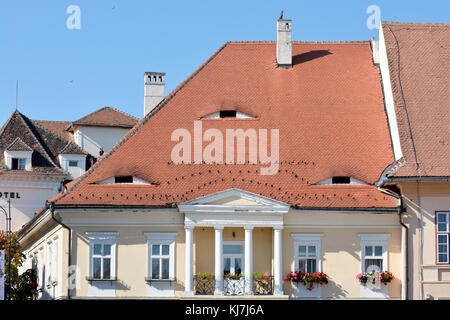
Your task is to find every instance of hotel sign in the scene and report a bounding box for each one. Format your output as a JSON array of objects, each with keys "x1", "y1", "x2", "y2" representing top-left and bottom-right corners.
[{"x1": 0, "y1": 192, "x2": 21, "y2": 199}]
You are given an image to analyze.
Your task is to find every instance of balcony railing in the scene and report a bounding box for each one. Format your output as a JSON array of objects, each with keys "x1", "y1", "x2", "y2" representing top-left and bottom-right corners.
[
  {"x1": 253, "y1": 276, "x2": 274, "y2": 295},
  {"x1": 193, "y1": 275, "x2": 274, "y2": 296},
  {"x1": 194, "y1": 276, "x2": 215, "y2": 295}
]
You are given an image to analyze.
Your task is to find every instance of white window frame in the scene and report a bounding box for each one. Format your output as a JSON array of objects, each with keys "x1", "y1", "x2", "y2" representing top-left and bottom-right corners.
[
  {"x1": 145, "y1": 232, "x2": 177, "y2": 281},
  {"x1": 38, "y1": 247, "x2": 44, "y2": 290},
  {"x1": 358, "y1": 234, "x2": 390, "y2": 273},
  {"x1": 437, "y1": 212, "x2": 450, "y2": 264},
  {"x1": 86, "y1": 232, "x2": 117, "y2": 280},
  {"x1": 51, "y1": 236, "x2": 59, "y2": 284},
  {"x1": 291, "y1": 233, "x2": 323, "y2": 272}
]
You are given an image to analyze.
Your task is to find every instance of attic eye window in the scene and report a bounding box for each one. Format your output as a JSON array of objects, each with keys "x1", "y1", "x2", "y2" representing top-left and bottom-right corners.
[
  {"x1": 332, "y1": 176, "x2": 351, "y2": 184},
  {"x1": 219, "y1": 110, "x2": 237, "y2": 118},
  {"x1": 114, "y1": 176, "x2": 133, "y2": 183}
]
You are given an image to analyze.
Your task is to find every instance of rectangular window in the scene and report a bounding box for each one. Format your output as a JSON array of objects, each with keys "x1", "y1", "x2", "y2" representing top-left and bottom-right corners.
[
  {"x1": 364, "y1": 245, "x2": 384, "y2": 272},
  {"x1": 87, "y1": 232, "x2": 117, "y2": 280},
  {"x1": 219, "y1": 110, "x2": 237, "y2": 118},
  {"x1": 68, "y1": 160, "x2": 78, "y2": 167},
  {"x1": 359, "y1": 234, "x2": 389, "y2": 274},
  {"x1": 291, "y1": 234, "x2": 323, "y2": 273},
  {"x1": 146, "y1": 232, "x2": 177, "y2": 282},
  {"x1": 114, "y1": 176, "x2": 133, "y2": 183},
  {"x1": 437, "y1": 212, "x2": 450, "y2": 264},
  {"x1": 12, "y1": 158, "x2": 26, "y2": 170}
]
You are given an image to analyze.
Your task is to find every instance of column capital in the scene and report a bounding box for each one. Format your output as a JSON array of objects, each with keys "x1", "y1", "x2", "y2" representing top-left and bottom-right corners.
[
  {"x1": 184, "y1": 225, "x2": 195, "y2": 230},
  {"x1": 214, "y1": 226, "x2": 224, "y2": 231},
  {"x1": 273, "y1": 226, "x2": 284, "y2": 231},
  {"x1": 244, "y1": 225, "x2": 254, "y2": 231}
]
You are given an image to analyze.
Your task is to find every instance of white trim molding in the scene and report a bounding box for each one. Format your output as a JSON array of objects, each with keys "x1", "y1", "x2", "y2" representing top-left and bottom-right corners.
[{"x1": 178, "y1": 188, "x2": 290, "y2": 213}]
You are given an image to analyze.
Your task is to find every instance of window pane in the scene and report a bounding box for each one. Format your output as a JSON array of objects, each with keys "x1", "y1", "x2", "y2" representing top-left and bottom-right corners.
[
  {"x1": 234, "y1": 258, "x2": 242, "y2": 275},
  {"x1": 152, "y1": 259, "x2": 160, "y2": 279},
  {"x1": 308, "y1": 246, "x2": 316, "y2": 257},
  {"x1": 103, "y1": 258, "x2": 111, "y2": 279},
  {"x1": 438, "y1": 254, "x2": 448, "y2": 263},
  {"x1": 93, "y1": 258, "x2": 101, "y2": 278},
  {"x1": 224, "y1": 258, "x2": 231, "y2": 274},
  {"x1": 437, "y1": 214, "x2": 446, "y2": 223},
  {"x1": 223, "y1": 245, "x2": 242, "y2": 254},
  {"x1": 152, "y1": 245, "x2": 160, "y2": 256},
  {"x1": 365, "y1": 259, "x2": 383, "y2": 273},
  {"x1": 18, "y1": 159, "x2": 26, "y2": 170},
  {"x1": 298, "y1": 246, "x2": 306, "y2": 257},
  {"x1": 103, "y1": 244, "x2": 111, "y2": 256},
  {"x1": 438, "y1": 223, "x2": 447, "y2": 232},
  {"x1": 375, "y1": 246, "x2": 383, "y2": 257},
  {"x1": 438, "y1": 244, "x2": 447, "y2": 253},
  {"x1": 438, "y1": 235, "x2": 447, "y2": 244},
  {"x1": 162, "y1": 259, "x2": 170, "y2": 279},
  {"x1": 94, "y1": 244, "x2": 102, "y2": 255},
  {"x1": 68, "y1": 161, "x2": 78, "y2": 167},
  {"x1": 162, "y1": 245, "x2": 170, "y2": 256},
  {"x1": 298, "y1": 259, "x2": 306, "y2": 272},
  {"x1": 365, "y1": 246, "x2": 373, "y2": 257},
  {"x1": 307, "y1": 259, "x2": 317, "y2": 273}
]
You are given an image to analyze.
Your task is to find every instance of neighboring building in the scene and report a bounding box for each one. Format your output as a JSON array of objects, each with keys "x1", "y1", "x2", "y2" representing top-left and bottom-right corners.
[
  {"x1": 377, "y1": 22, "x2": 450, "y2": 300},
  {"x1": 18, "y1": 17, "x2": 405, "y2": 300},
  {"x1": 65, "y1": 107, "x2": 139, "y2": 157},
  {"x1": 0, "y1": 107, "x2": 138, "y2": 232}
]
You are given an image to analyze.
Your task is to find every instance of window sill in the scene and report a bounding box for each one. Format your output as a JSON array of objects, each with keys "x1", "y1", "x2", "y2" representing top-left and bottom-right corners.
[
  {"x1": 86, "y1": 277, "x2": 118, "y2": 282},
  {"x1": 145, "y1": 277, "x2": 176, "y2": 283}
]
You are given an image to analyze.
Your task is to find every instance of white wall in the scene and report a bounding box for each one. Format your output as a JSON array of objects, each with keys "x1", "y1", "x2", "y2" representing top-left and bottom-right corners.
[{"x1": 74, "y1": 126, "x2": 131, "y2": 157}]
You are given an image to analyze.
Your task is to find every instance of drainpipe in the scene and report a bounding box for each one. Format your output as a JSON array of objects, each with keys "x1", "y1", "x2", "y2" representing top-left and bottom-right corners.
[
  {"x1": 47, "y1": 202, "x2": 71, "y2": 300},
  {"x1": 398, "y1": 198, "x2": 409, "y2": 300}
]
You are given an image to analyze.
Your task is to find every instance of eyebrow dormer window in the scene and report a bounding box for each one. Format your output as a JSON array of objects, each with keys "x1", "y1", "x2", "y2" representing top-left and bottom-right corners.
[
  {"x1": 332, "y1": 176, "x2": 351, "y2": 184},
  {"x1": 219, "y1": 110, "x2": 237, "y2": 118},
  {"x1": 114, "y1": 176, "x2": 133, "y2": 183}
]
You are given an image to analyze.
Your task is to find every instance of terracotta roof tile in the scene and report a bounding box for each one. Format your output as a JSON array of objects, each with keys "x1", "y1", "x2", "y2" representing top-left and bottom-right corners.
[
  {"x1": 70, "y1": 106, "x2": 138, "y2": 129},
  {"x1": 6, "y1": 137, "x2": 32, "y2": 151},
  {"x1": 49, "y1": 42, "x2": 398, "y2": 209},
  {"x1": 382, "y1": 22, "x2": 450, "y2": 177}
]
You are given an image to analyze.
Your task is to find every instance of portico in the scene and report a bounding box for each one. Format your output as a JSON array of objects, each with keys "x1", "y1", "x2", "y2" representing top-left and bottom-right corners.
[{"x1": 178, "y1": 188, "x2": 289, "y2": 297}]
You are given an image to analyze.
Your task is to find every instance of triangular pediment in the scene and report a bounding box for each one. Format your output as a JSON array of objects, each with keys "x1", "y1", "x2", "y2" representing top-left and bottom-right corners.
[{"x1": 178, "y1": 188, "x2": 290, "y2": 213}]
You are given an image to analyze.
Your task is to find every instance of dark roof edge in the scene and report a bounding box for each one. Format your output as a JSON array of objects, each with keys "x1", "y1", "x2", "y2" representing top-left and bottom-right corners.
[
  {"x1": 382, "y1": 20, "x2": 450, "y2": 26},
  {"x1": 383, "y1": 176, "x2": 450, "y2": 182}
]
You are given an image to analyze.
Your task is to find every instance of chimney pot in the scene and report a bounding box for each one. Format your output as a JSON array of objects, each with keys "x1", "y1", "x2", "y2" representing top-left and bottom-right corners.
[{"x1": 144, "y1": 72, "x2": 165, "y2": 116}]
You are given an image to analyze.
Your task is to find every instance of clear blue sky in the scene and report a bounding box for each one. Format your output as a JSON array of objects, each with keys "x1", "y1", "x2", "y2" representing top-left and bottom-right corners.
[{"x1": 1, "y1": 0, "x2": 449, "y2": 126}]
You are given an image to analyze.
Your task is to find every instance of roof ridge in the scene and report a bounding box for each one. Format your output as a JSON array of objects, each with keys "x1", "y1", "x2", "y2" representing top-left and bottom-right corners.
[
  {"x1": 50, "y1": 42, "x2": 231, "y2": 206},
  {"x1": 101, "y1": 106, "x2": 139, "y2": 121},
  {"x1": 227, "y1": 40, "x2": 371, "y2": 44},
  {"x1": 382, "y1": 20, "x2": 450, "y2": 26}
]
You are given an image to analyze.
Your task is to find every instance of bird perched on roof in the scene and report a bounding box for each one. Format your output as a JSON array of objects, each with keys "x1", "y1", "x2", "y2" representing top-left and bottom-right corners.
[{"x1": 279, "y1": 10, "x2": 284, "y2": 19}]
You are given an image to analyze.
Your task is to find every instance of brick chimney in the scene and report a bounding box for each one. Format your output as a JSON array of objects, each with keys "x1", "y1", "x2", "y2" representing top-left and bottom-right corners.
[
  {"x1": 144, "y1": 72, "x2": 165, "y2": 116},
  {"x1": 276, "y1": 17, "x2": 292, "y2": 68}
]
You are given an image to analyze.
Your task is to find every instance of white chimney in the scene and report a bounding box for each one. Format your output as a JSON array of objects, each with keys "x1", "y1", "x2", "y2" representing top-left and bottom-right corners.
[
  {"x1": 144, "y1": 72, "x2": 165, "y2": 116},
  {"x1": 276, "y1": 17, "x2": 292, "y2": 68}
]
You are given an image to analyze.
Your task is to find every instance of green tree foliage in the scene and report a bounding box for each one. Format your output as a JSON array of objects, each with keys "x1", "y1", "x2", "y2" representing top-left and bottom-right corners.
[{"x1": 0, "y1": 231, "x2": 37, "y2": 299}]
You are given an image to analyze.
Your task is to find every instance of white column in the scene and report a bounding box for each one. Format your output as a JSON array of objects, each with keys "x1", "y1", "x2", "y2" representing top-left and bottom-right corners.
[
  {"x1": 214, "y1": 226, "x2": 224, "y2": 295},
  {"x1": 273, "y1": 226, "x2": 283, "y2": 295},
  {"x1": 185, "y1": 226, "x2": 194, "y2": 295},
  {"x1": 244, "y1": 226, "x2": 254, "y2": 295}
]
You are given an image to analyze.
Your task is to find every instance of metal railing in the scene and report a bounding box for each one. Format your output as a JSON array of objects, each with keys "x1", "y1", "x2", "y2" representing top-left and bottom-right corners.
[
  {"x1": 194, "y1": 276, "x2": 215, "y2": 295},
  {"x1": 193, "y1": 275, "x2": 274, "y2": 296},
  {"x1": 253, "y1": 276, "x2": 274, "y2": 295}
]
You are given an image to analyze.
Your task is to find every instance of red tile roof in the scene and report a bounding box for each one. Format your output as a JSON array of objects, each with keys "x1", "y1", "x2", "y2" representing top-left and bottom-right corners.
[
  {"x1": 33, "y1": 120, "x2": 74, "y2": 142},
  {"x1": 382, "y1": 22, "x2": 450, "y2": 178},
  {"x1": 69, "y1": 106, "x2": 138, "y2": 129},
  {"x1": 49, "y1": 41, "x2": 398, "y2": 209}
]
